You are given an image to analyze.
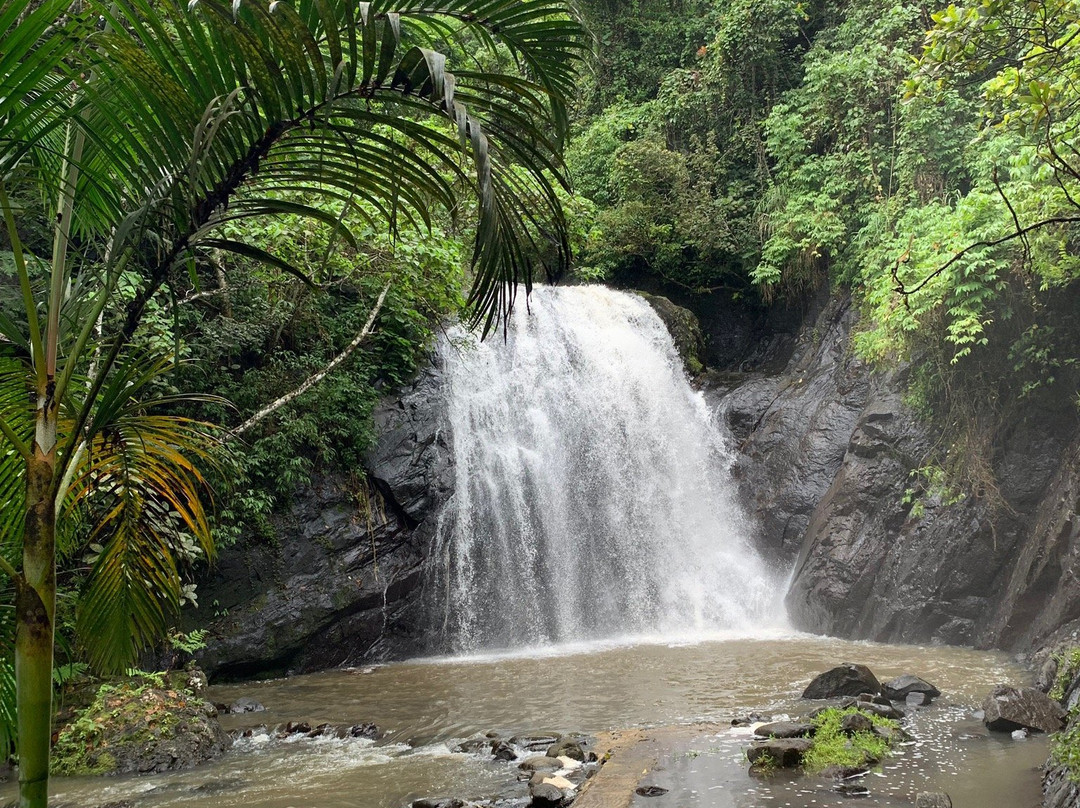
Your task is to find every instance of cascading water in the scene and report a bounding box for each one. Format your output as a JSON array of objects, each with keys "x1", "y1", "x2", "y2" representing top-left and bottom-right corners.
[{"x1": 429, "y1": 285, "x2": 784, "y2": 653}]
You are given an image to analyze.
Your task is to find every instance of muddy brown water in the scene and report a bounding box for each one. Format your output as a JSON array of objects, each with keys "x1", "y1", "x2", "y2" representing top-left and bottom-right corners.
[{"x1": 15, "y1": 632, "x2": 1046, "y2": 808}]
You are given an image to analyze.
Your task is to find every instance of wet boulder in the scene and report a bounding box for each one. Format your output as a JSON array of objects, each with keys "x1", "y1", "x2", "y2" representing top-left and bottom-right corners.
[
  {"x1": 546, "y1": 739, "x2": 585, "y2": 760},
  {"x1": 519, "y1": 755, "x2": 564, "y2": 772},
  {"x1": 492, "y1": 740, "x2": 518, "y2": 761},
  {"x1": 747, "y1": 738, "x2": 813, "y2": 768},
  {"x1": 802, "y1": 664, "x2": 881, "y2": 699},
  {"x1": 881, "y1": 675, "x2": 941, "y2": 703},
  {"x1": 529, "y1": 781, "x2": 568, "y2": 806},
  {"x1": 753, "y1": 721, "x2": 815, "y2": 739},
  {"x1": 982, "y1": 685, "x2": 1066, "y2": 733},
  {"x1": 410, "y1": 799, "x2": 466, "y2": 808},
  {"x1": 510, "y1": 733, "x2": 561, "y2": 752}
]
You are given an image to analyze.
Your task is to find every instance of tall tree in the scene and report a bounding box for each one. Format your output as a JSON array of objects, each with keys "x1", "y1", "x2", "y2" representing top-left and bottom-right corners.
[{"x1": 0, "y1": 1, "x2": 587, "y2": 806}]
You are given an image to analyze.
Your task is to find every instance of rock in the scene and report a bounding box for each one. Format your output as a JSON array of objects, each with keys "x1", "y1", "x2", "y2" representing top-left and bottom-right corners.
[
  {"x1": 732, "y1": 712, "x2": 769, "y2": 726},
  {"x1": 915, "y1": 794, "x2": 953, "y2": 808},
  {"x1": 881, "y1": 675, "x2": 941, "y2": 702},
  {"x1": 802, "y1": 664, "x2": 881, "y2": 699},
  {"x1": 635, "y1": 786, "x2": 670, "y2": 797},
  {"x1": 841, "y1": 713, "x2": 874, "y2": 734},
  {"x1": 542, "y1": 775, "x2": 576, "y2": 790},
  {"x1": 555, "y1": 755, "x2": 582, "y2": 770},
  {"x1": 546, "y1": 739, "x2": 585, "y2": 760},
  {"x1": 982, "y1": 685, "x2": 1066, "y2": 733},
  {"x1": 753, "y1": 721, "x2": 815, "y2": 739},
  {"x1": 511, "y1": 734, "x2": 561, "y2": 751},
  {"x1": 229, "y1": 697, "x2": 265, "y2": 714},
  {"x1": 834, "y1": 782, "x2": 870, "y2": 797},
  {"x1": 842, "y1": 698, "x2": 904, "y2": 720},
  {"x1": 492, "y1": 740, "x2": 518, "y2": 761},
  {"x1": 720, "y1": 285, "x2": 1080, "y2": 654},
  {"x1": 906, "y1": 692, "x2": 933, "y2": 707},
  {"x1": 411, "y1": 799, "x2": 465, "y2": 808},
  {"x1": 529, "y1": 782, "x2": 566, "y2": 806},
  {"x1": 636, "y1": 293, "x2": 707, "y2": 375},
  {"x1": 347, "y1": 722, "x2": 380, "y2": 739},
  {"x1": 746, "y1": 738, "x2": 813, "y2": 768},
  {"x1": 453, "y1": 738, "x2": 490, "y2": 755},
  {"x1": 519, "y1": 755, "x2": 564, "y2": 772},
  {"x1": 872, "y1": 724, "x2": 911, "y2": 744},
  {"x1": 193, "y1": 361, "x2": 452, "y2": 678},
  {"x1": 1012, "y1": 728, "x2": 1029, "y2": 740},
  {"x1": 283, "y1": 721, "x2": 312, "y2": 735},
  {"x1": 51, "y1": 678, "x2": 231, "y2": 776}
]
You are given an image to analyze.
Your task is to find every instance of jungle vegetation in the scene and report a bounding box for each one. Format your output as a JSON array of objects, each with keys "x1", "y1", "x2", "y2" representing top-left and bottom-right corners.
[{"x1": 3, "y1": 0, "x2": 1080, "y2": 804}]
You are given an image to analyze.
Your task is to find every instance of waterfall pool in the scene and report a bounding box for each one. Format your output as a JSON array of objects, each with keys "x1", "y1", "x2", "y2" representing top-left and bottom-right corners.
[{"x1": 27, "y1": 633, "x2": 1045, "y2": 808}]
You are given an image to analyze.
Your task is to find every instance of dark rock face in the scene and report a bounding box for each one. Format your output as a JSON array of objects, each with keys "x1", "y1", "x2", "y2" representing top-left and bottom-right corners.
[
  {"x1": 636, "y1": 292, "x2": 707, "y2": 374},
  {"x1": 194, "y1": 363, "x2": 451, "y2": 679},
  {"x1": 802, "y1": 664, "x2": 881, "y2": 700},
  {"x1": 714, "y1": 287, "x2": 1080, "y2": 652},
  {"x1": 982, "y1": 685, "x2": 1066, "y2": 733}
]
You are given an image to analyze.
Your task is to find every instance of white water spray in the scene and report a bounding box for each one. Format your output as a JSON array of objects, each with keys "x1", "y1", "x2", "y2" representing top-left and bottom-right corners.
[{"x1": 430, "y1": 286, "x2": 783, "y2": 653}]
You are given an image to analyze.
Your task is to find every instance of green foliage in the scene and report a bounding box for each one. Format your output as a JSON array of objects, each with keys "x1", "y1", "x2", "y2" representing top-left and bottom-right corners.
[
  {"x1": 166, "y1": 630, "x2": 207, "y2": 656},
  {"x1": 1051, "y1": 649, "x2": 1080, "y2": 702},
  {"x1": 801, "y1": 707, "x2": 895, "y2": 774}
]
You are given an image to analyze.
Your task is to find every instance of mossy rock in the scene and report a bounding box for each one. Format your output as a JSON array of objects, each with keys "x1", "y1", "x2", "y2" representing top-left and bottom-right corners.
[
  {"x1": 635, "y1": 292, "x2": 707, "y2": 375},
  {"x1": 52, "y1": 674, "x2": 230, "y2": 776}
]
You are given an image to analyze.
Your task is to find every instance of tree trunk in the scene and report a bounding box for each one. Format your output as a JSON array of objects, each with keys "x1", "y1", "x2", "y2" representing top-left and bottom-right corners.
[{"x1": 17, "y1": 407, "x2": 58, "y2": 808}]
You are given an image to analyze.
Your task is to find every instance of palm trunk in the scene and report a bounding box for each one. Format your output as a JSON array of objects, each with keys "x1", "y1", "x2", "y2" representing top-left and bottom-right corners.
[{"x1": 17, "y1": 437, "x2": 57, "y2": 808}]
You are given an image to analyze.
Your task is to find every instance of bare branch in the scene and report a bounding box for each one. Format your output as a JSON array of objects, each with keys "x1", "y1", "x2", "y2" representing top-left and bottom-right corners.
[
  {"x1": 893, "y1": 215, "x2": 1080, "y2": 297},
  {"x1": 230, "y1": 281, "x2": 391, "y2": 438}
]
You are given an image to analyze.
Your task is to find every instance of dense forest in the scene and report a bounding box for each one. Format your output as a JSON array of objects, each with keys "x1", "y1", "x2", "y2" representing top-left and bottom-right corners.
[{"x1": 4, "y1": 0, "x2": 1080, "y2": 804}]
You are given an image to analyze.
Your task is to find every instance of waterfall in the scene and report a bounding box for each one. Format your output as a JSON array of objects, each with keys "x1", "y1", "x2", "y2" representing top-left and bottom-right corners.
[{"x1": 429, "y1": 285, "x2": 783, "y2": 653}]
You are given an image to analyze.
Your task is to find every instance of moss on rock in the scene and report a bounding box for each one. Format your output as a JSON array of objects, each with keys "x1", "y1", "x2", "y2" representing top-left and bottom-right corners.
[
  {"x1": 51, "y1": 672, "x2": 230, "y2": 776},
  {"x1": 635, "y1": 292, "x2": 706, "y2": 375}
]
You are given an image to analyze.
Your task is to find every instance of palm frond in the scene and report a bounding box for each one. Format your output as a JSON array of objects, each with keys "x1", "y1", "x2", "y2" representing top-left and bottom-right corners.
[{"x1": 57, "y1": 0, "x2": 587, "y2": 337}]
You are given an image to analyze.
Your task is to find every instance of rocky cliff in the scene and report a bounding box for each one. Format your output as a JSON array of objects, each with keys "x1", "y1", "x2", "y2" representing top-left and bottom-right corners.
[
  {"x1": 193, "y1": 362, "x2": 450, "y2": 679},
  {"x1": 712, "y1": 290, "x2": 1080, "y2": 652},
  {"x1": 195, "y1": 284, "x2": 1080, "y2": 678}
]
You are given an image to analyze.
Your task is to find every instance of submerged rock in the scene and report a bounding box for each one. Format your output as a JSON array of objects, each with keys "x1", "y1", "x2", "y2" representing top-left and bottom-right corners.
[
  {"x1": 802, "y1": 664, "x2": 881, "y2": 699},
  {"x1": 881, "y1": 675, "x2": 941, "y2": 703},
  {"x1": 982, "y1": 684, "x2": 1066, "y2": 733},
  {"x1": 228, "y1": 697, "x2": 265, "y2": 714}
]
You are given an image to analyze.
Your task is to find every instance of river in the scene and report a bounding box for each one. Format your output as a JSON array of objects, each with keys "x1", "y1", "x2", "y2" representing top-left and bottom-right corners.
[{"x1": 32, "y1": 632, "x2": 1044, "y2": 808}]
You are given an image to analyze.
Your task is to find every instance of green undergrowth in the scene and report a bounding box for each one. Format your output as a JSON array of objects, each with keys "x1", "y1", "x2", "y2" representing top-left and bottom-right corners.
[
  {"x1": 801, "y1": 707, "x2": 894, "y2": 774},
  {"x1": 50, "y1": 673, "x2": 195, "y2": 776},
  {"x1": 1050, "y1": 647, "x2": 1080, "y2": 781}
]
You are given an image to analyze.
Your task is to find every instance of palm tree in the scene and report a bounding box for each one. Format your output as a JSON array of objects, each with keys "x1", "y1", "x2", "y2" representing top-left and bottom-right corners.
[{"x1": 0, "y1": 1, "x2": 587, "y2": 805}]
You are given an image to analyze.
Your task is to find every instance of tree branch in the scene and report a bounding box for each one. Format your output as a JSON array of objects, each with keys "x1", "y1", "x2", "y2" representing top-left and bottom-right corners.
[
  {"x1": 893, "y1": 215, "x2": 1080, "y2": 297},
  {"x1": 230, "y1": 281, "x2": 391, "y2": 438}
]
